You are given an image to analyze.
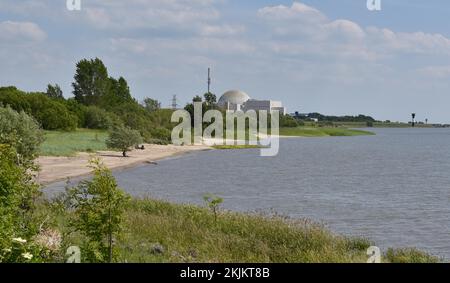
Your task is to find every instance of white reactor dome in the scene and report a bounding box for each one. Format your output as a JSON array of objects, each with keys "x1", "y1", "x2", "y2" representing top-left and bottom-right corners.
[{"x1": 218, "y1": 90, "x2": 250, "y2": 107}]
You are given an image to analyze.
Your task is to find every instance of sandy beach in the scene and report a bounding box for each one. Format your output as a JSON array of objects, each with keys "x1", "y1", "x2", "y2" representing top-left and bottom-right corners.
[{"x1": 37, "y1": 144, "x2": 210, "y2": 185}]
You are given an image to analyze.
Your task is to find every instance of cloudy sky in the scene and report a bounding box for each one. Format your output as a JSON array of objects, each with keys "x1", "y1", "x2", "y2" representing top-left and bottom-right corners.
[{"x1": 1, "y1": 0, "x2": 450, "y2": 122}]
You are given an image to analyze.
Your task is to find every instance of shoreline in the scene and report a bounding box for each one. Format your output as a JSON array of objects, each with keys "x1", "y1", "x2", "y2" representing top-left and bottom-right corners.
[
  {"x1": 37, "y1": 144, "x2": 211, "y2": 185},
  {"x1": 38, "y1": 132, "x2": 369, "y2": 186}
]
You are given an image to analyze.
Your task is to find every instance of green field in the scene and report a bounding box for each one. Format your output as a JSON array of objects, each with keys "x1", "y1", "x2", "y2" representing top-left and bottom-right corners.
[
  {"x1": 40, "y1": 129, "x2": 108, "y2": 156},
  {"x1": 279, "y1": 127, "x2": 374, "y2": 137},
  {"x1": 45, "y1": 197, "x2": 437, "y2": 263}
]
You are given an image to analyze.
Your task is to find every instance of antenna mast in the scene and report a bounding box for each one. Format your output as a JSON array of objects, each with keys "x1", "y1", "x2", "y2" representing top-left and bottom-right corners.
[{"x1": 207, "y1": 68, "x2": 211, "y2": 93}]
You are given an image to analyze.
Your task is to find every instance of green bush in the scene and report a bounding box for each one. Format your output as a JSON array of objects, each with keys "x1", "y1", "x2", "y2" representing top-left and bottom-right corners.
[
  {"x1": 280, "y1": 115, "x2": 299, "y2": 128},
  {"x1": 64, "y1": 98, "x2": 87, "y2": 128},
  {"x1": 37, "y1": 104, "x2": 78, "y2": 131},
  {"x1": 0, "y1": 87, "x2": 77, "y2": 131},
  {"x1": 0, "y1": 145, "x2": 45, "y2": 263},
  {"x1": 0, "y1": 105, "x2": 44, "y2": 163},
  {"x1": 67, "y1": 159, "x2": 130, "y2": 263},
  {"x1": 148, "y1": 127, "x2": 172, "y2": 142},
  {"x1": 106, "y1": 126, "x2": 143, "y2": 157},
  {"x1": 84, "y1": 106, "x2": 121, "y2": 130}
]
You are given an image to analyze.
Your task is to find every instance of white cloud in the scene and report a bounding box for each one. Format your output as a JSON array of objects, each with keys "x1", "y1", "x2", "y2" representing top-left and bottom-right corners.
[
  {"x1": 0, "y1": 21, "x2": 46, "y2": 41},
  {"x1": 257, "y1": 2, "x2": 325, "y2": 22},
  {"x1": 199, "y1": 24, "x2": 246, "y2": 36},
  {"x1": 82, "y1": 0, "x2": 220, "y2": 31}
]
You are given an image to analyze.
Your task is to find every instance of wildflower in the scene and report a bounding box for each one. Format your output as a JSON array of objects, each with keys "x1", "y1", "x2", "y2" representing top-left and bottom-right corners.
[
  {"x1": 22, "y1": 252, "x2": 33, "y2": 260},
  {"x1": 12, "y1": 237, "x2": 27, "y2": 244},
  {"x1": 34, "y1": 229, "x2": 62, "y2": 252},
  {"x1": 2, "y1": 248, "x2": 12, "y2": 253}
]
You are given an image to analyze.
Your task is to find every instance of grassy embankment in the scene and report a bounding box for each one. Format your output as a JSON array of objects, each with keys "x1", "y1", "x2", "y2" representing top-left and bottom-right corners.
[
  {"x1": 333, "y1": 122, "x2": 435, "y2": 128},
  {"x1": 279, "y1": 127, "x2": 374, "y2": 137},
  {"x1": 45, "y1": 197, "x2": 438, "y2": 263}
]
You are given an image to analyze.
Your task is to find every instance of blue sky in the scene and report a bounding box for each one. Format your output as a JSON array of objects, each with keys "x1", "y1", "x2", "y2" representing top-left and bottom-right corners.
[{"x1": 1, "y1": 1, "x2": 450, "y2": 122}]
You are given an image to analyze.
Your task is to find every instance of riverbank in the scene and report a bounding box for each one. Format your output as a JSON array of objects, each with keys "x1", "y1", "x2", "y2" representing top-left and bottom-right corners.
[
  {"x1": 43, "y1": 197, "x2": 438, "y2": 263},
  {"x1": 37, "y1": 144, "x2": 210, "y2": 184}
]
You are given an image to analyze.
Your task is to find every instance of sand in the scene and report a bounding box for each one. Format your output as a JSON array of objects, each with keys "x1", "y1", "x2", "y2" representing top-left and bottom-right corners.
[{"x1": 37, "y1": 144, "x2": 210, "y2": 185}]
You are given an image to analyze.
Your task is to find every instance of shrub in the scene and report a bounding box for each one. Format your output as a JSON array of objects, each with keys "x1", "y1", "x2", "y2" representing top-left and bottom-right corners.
[
  {"x1": 0, "y1": 88, "x2": 77, "y2": 131},
  {"x1": 0, "y1": 145, "x2": 44, "y2": 262},
  {"x1": 67, "y1": 159, "x2": 130, "y2": 263},
  {"x1": 37, "y1": 104, "x2": 78, "y2": 131},
  {"x1": 64, "y1": 98, "x2": 87, "y2": 128},
  {"x1": 148, "y1": 127, "x2": 172, "y2": 142},
  {"x1": 280, "y1": 115, "x2": 299, "y2": 128},
  {"x1": 0, "y1": 105, "x2": 44, "y2": 164},
  {"x1": 84, "y1": 106, "x2": 118, "y2": 130},
  {"x1": 106, "y1": 126, "x2": 143, "y2": 157}
]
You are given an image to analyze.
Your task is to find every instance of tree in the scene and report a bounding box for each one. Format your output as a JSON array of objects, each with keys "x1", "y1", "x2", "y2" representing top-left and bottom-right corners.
[
  {"x1": 0, "y1": 106, "x2": 44, "y2": 165},
  {"x1": 203, "y1": 193, "x2": 223, "y2": 224},
  {"x1": 203, "y1": 92, "x2": 217, "y2": 106},
  {"x1": 68, "y1": 158, "x2": 130, "y2": 263},
  {"x1": 104, "y1": 77, "x2": 133, "y2": 107},
  {"x1": 46, "y1": 84, "x2": 64, "y2": 100},
  {"x1": 143, "y1": 98, "x2": 161, "y2": 112},
  {"x1": 106, "y1": 126, "x2": 143, "y2": 157},
  {"x1": 192, "y1": 95, "x2": 202, "y2": 102},
  {"x1": 72, "y1": 58, "x2": 110, "y2": 106}
]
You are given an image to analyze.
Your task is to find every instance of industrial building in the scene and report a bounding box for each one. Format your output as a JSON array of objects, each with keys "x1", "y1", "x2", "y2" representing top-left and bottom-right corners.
[{"x1": 217, "y1": 90, "x2": 286, "y2": 115}]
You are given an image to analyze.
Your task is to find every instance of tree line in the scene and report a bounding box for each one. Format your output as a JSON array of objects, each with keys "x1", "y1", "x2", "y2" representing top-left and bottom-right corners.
[{"x1": 0, "y1": 58, "x2": 173, "y2": 142}]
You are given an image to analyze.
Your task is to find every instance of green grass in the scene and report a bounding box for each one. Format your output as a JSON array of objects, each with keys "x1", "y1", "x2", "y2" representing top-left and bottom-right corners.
[
  {"x1": 40, "y1": 129, "x2": 108, "y2": 156},
  {"x1": 44, "y1": 197, "x2": 438, "y2": 263},
  {"x1": 279, "y1": 127, "x2": 374, "y2": 137}
]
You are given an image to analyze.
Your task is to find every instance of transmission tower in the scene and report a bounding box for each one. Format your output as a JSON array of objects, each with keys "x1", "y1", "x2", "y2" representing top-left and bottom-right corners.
[{"x1": 171, "y1": 95, "x2": 178, "y2": 110}]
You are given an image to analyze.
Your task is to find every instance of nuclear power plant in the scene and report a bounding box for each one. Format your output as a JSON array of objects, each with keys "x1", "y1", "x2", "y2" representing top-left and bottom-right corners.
[
  {"x1": 217, "y1": 90, "x2": 286, "y2": 115},
  {"x1": 207, "y1": 68, "x2": 286, "y2": 115}
]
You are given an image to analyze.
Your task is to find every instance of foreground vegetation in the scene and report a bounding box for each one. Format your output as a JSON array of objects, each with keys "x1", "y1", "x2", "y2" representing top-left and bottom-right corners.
[
  {"x1": 279, "y1": 127, "x2": 374, "y2": 137},
  {"x1": 117, "y1": 201, "x2": 438, "y2": 263},
  {"x1": 41, "y1": 195, "x2": 438, "y2": 263}
]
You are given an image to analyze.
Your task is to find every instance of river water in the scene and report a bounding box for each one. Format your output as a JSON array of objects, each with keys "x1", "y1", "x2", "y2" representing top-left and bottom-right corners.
[{"x1": 45, "y1": 128, "x2": 450, "y2": 259}]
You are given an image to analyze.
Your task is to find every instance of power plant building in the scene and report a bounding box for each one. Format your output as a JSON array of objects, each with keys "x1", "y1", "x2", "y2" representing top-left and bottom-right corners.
[{"x1": 217, "y1": 90, "x2": 286, "y2": 115}]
